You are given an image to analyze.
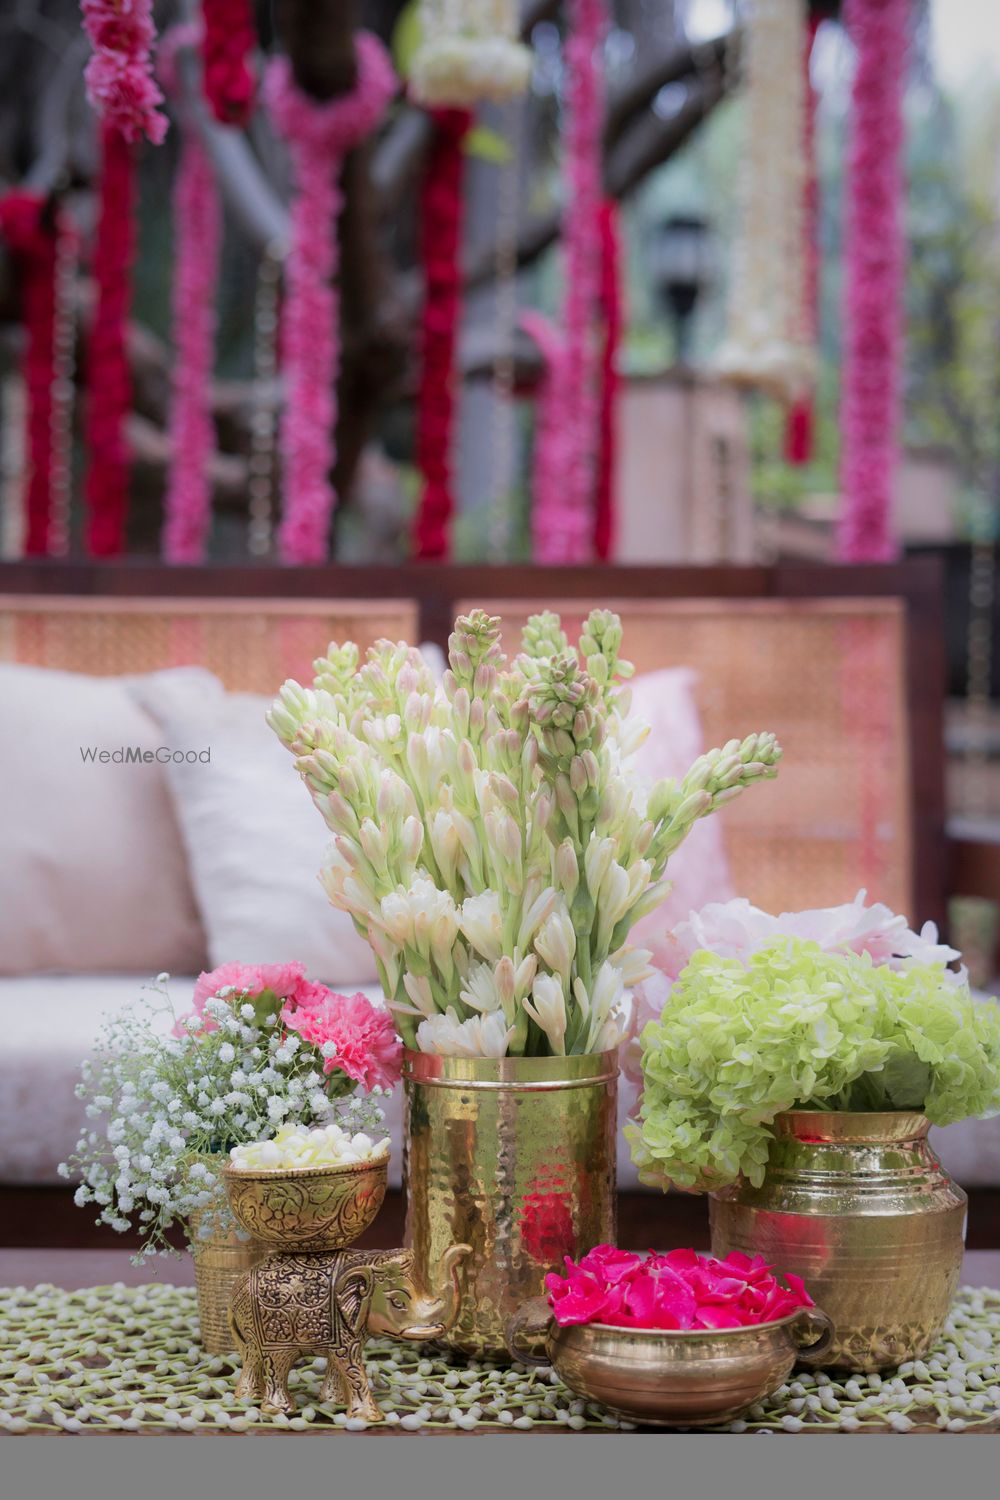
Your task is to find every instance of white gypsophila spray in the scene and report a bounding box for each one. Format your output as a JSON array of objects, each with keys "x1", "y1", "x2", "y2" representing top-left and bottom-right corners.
[{"x1": 59, "y1": 979, "x2": 387, "y2": 1263}]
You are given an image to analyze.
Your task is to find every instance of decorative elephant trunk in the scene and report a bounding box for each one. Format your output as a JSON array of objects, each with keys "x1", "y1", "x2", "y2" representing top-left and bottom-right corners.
[{"x1": 229, "y1": 1243, "x2": 472, "y2": 1421}]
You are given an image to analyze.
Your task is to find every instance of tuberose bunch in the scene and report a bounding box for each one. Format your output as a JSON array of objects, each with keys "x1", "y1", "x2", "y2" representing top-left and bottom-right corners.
[{"x1": 268, "y1": 608, "x2": 781, "y2": 1057}]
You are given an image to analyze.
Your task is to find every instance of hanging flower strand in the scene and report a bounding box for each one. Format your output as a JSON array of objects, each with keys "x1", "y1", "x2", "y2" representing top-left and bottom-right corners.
[
  {"x1": 714, "y1": 0, "x2": 811, "y2": 402},
  {"x1": 838, "y1": 0, "x2": 908, "y2": 562},
  {"x1": 531, "y1": 0, "x2": 607, "y2": 563},
  {"x1": 159, "y1": 25, "x2": 222, "y2": 564},
  {"x1": 410, "y1": 0, "x2": 532, "y2": 106},
  {"x1": 80, "y1": 0, "x2": 168, "y2": 558},
  {"x1": 201, "y1": 0, "x2": 258, "y2": 126},
  {"x1": 265, "y1": 39, "x2": 396, "y2": 566},
  {"x1": 412, "y1": 107, "x2": 472, "y2": 560},
  {"x1": 0, "y1": 194, "x2": 76, "y2": 557}
]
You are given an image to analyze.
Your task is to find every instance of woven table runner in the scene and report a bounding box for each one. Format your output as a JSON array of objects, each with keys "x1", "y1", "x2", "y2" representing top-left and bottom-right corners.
[{"x1": 2, "y1": 1283, "x2": 1000, "y2": 1434}]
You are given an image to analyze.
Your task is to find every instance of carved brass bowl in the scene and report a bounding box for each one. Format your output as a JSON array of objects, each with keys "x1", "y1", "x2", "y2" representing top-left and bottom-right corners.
[
  {"x1": 507, "y1": 1298, "x2": 834, "y2": 1427},
  {"x1": 223, "y1": 1156, "x2": 388, "y2": 1253}
]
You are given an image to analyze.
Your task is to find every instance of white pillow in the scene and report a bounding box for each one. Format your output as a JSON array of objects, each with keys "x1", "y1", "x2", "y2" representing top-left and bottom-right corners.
[
  {"x1": 130, "y1": 669, "x2": 379, "y2": 986},
  {"x1": 0, "y1": 664, "x2": 207, "y2": 975}
]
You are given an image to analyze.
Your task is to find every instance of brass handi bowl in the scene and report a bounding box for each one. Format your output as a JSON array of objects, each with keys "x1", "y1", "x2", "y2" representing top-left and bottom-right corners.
[
  {"x1": 506, "y1": 1297, "x2": 834, "y2": 1427},
  {"x1": 223, "y1": 1155, "x2": 388, "y2": 1252}
]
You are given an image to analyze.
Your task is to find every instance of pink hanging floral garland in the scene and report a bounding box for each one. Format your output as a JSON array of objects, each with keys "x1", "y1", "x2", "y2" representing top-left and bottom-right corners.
[
  {"x1": 531, "y1": 0, "x2": 606, "y2": 563},
  {"x1": 159, "y1": 25, "x2": 222, "y2": 563},
  {"x1": 784, "y1": 16, "x2": 821, "y2": 467},
  {"x1": 412, "y1": 107, "x2": 472, "y2": 561},
  {"x1": 264, "y1": 40, "x2": 396, "y2": 565},
  {"x1": 593, "y1": 198, "x2": 621, "y2": 561},
  {"x1": 838, "y1": 0, "x2": 908, "y2": 562},
  {"x1": 81, "y1": 0, "x2": 168, "y2": 557},
  {"x1": 201, "y1": 0, "x2": 257, "y2": 126},
  {"x1": 0, "y1": 194, "x2": 63, "y2": 556}
]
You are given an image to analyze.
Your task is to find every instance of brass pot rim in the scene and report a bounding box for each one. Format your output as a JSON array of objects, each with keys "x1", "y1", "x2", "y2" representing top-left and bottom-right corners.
[
  {"x1": 221, "y1": 1153, "x2": 389, "y2": 1183},
  {"x1": 402, "y1": 1047, "x2": 620, "y2": 1089},
  {"x1": 773, "y1": 1110, "x2": 929, "y2": 1143},
  {"x1": 557, "y1": 1310, "x2": 805, "y2": 1341}
]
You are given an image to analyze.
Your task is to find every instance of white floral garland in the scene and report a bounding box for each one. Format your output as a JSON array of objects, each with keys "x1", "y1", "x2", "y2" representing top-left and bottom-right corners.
[
  {"x1": 410, "y1": 0, "x2": 532, "y2": 106},
  {"x1": 715, "y1": 0, "x2": 813, "y2": 401}
]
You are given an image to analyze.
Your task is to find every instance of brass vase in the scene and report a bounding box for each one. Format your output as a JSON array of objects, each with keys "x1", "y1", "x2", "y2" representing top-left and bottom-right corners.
[
  {"x1": 403, "y1": 1048, "x2": 619, "y2": 1359},
  {"x1": 709, "y1": 1111, "x2": 967, "y2": 1371},
  {"x1": 188, "y1": 1207, "x2": 266, "y2": 1355}
]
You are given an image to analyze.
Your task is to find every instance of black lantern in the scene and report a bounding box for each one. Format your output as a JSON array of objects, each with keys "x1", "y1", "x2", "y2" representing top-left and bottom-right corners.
[{"x1": 649, "y1": 212, "x2": 712, "y2": 364}]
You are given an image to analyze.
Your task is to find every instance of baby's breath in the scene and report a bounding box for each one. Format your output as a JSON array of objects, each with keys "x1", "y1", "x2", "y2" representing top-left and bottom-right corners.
[{"x1": 61, "y1": 980, "x2": 385, "y2": 1262}]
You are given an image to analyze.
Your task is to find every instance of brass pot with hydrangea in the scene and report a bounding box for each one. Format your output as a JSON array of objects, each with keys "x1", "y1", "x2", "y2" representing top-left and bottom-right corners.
[{"x1": 628, "y1": 939, "x2": 1000, "y2": 1369}]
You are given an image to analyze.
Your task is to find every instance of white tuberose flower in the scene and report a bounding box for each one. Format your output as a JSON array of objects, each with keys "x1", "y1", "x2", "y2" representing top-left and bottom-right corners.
[
  {"x1": 523, "y1": 974, "x2": 567, "y2": 1055},
  {"x1": 533, "y1": 904, "x2": 576, "y2": 980},
  {"x1": 459, "y1": 890, "x2": 503, "y2": 963},
  {"x1": 416, "y1": 1009, "x2": 513, "y2": 1058},
  {"x1": 574, "y1": 961, "x2": 627, "y2": 1052}
]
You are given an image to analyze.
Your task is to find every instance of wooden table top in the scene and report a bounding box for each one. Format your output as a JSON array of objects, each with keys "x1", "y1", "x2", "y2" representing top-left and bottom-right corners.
[{"x1": 3, "y1": 1247, "x2": 1000, "y2": 1290}]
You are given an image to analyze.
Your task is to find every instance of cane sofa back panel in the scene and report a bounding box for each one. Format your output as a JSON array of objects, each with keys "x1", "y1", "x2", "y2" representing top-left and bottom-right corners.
[
  {"x1": 0, "y1": 598, "x2": 419, "y2": 695},
  {"x1": 464, "y1": 597, "x2": 912, "y2": 920}
]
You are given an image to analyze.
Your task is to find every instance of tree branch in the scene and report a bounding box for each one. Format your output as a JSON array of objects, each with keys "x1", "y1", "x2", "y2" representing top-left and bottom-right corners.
[
  {"x1": 276, "y1": 0, "x2": 361, "y2": 99},
  {"x1": 604, "y1": 31, "x2": 733, "y2": 149},
  {"x1": 462, "y1": 66, "x2": 727, "y2": 295}
]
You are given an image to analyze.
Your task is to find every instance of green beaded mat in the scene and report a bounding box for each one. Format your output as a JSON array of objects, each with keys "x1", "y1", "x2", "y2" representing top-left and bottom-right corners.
[{"x1": 2, "y1": 1283, "x2": 1000, "y2": 1434}]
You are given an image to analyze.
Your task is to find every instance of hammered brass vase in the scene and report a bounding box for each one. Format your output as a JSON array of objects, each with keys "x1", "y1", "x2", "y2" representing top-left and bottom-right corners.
[
  {"x1": 403, "y1": 1048, "x2": 619, "y2": 1359},
  {"x1": 710, "y1": 1111, "x2": 967, "y2": 1371},
  {"x1": 188, "y1": 1208, "x2": 266, "y2": 1355},
  {"x1": 506, "y1": 1297, "x2": 834, "y2": 1427}
]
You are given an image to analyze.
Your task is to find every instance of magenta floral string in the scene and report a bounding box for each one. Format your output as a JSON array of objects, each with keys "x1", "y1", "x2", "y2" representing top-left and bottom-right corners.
[
  {"x1": 838, "y1": 0, "x2": 908, "y2": 562},
  {"x1": 264, "y1": 41, "x2": 395, "y2": 566},
  {"x1": 531, "y1": 0, "x2": 606, "y2": 563},
  {"x1": 159, "y1": 25, "x2": 221, "y2": 564}
]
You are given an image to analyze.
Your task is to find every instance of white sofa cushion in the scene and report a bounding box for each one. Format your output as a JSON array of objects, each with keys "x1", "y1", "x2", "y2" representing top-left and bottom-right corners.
[
  {"x1": 0, "y1": 664, "x2": 206, "y2": 976},
  {"x1": 129, "y1": 669, "x2": 379, "y2": 986}
]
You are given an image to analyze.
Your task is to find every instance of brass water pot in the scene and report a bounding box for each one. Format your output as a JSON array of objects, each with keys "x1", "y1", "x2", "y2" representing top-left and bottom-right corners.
[
  {"x1": 403, "y1": 1048, "x2": 618, "y2": 1359},
  {"x1": 710, "y1": 1111, "x2": 967, "y2": 1371},
  {"x1": 506, "y1": 1297, "x2": 834, "y2": 1427}
]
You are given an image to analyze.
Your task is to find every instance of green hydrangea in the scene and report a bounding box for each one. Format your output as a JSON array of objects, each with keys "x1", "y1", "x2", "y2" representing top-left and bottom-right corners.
[{"x1": 627, "y1": 939, "x2": 1000, "y2": 1193}]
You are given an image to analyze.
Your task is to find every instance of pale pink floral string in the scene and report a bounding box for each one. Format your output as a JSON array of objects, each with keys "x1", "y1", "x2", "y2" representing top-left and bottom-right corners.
[
  {"x1": 264, "y1": 40, "x2": 396, "y2": 565},
  {"x1": 531, "y1": 0, "x2": 606, "y2": 563},
  {"x1": 81, "y1": 0, "x2": 167, "y2": 146},
  {"x1": 159, "y1": 25, "x2": 221, "y2": 563},
  {"x1": 838, "y1": 0, "x2": 908, "y2": 561}
]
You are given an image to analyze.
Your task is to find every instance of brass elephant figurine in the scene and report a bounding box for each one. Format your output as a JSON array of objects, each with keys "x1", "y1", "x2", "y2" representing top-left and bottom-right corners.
[{"x1": 229, "y1": 1243, "x2": 470, "y2": 1420}]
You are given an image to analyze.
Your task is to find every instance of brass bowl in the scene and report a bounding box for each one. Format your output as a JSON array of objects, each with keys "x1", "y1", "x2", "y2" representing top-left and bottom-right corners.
[
  {"x1": 507, "y1": 1298, "x2": 834, "y2": 1427},
  {"x1": 223, "y1": 1155, "x2": 388, "y2": 1252}
]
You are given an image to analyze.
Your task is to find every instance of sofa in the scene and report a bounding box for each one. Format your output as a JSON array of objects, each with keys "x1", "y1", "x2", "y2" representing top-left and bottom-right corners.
[{"x1": 2, "y1": 566, "x2": 993, "y2": 1197}]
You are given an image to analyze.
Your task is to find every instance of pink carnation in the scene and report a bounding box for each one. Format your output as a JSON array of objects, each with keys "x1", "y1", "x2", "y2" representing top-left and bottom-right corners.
[
  {"x1": 174, "y1": 961, "x2": 307, "y2": 1037},
  {"x1": 545, "y1": 1245, "x2": 814, "y2": 1331},
  {"x1": 282, "y1": 989, "x2": 402, "y2": 1094}
]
